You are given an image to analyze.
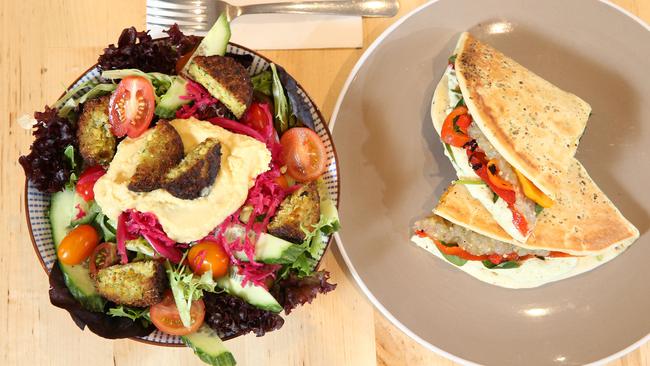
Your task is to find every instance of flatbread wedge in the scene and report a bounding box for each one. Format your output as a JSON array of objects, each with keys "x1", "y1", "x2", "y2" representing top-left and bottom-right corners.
[
  {"x1": 410, "y1": 166, "x2": 639, "y2": 288},
  {"x1": 436, "y1": 161, "x2": 639, "y2": 254},
  {"x1": 454, "y1": 32, "x2": 592, "y2": 198},
  {"x1": 433, "y1": 35, "x2": 595, "y2": 242}
]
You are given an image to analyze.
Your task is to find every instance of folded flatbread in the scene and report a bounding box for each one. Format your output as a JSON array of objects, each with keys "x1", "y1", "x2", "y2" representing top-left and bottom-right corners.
[
  {"x1": 411, "y1": 168, "x2": 639, "y2": 288},
  {"x1": 434, "y1": 33, "x2": 592, "y2": 242}
]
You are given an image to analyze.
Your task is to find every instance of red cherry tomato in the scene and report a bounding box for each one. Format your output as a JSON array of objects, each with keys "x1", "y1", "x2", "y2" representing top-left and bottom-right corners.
[
  {"x1": 150, "y1": 290, "x2": 205, "y2": 336},
  {"x1": 279, "y1": 127, "x2": 327, "y2": 182},
  {"x1": 57, "y1": 225, "x2": 100, "y2": 265},
  {"x1": 109, "y1": 76, "x2": 155, "y2": 138},
  {"x1": 241, "y1": 103, "x2": 271, "y2": 132},
  {"x1": 75, "y1": 165, "x2": 106, "y2": 201},
  {"x1": 187, "y1": 241, "x2": 230, "y2": 279},
  {"x1": 88, "y1": 242, "x2": 119, "y2": 277}
]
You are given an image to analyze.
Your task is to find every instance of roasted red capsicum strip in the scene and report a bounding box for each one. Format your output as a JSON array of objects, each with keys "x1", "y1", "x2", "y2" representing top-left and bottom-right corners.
[{"x1": 441, "y1": 106, "x2": 472, "y2": 147}]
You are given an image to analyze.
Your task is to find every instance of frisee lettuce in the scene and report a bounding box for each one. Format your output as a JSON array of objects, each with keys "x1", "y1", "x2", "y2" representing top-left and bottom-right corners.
[
  {"x1": 165, "y1": 257, "x2": 219, "y2": 327},
  {"x1": 108, "y1": 305, "x2": 151, "y2": 327}
]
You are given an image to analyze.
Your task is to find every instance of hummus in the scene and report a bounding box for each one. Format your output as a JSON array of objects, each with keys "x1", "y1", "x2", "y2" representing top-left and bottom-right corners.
[{"x1": 94, "y1": 118, "x2": 271, "y2": 243}]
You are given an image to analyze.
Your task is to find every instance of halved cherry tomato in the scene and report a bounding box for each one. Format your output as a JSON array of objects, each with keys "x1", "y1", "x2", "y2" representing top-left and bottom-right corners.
[
  {"x1": 150, "y1": 290, "x2": 205, "y2": 336},
  {"x1": 75, "y1": 165, "x2": 106, "y2": 201},
  {"x1": 486, "y1": 160, "x2": 514, "y2": 191},
  {"x1": 241, "y1": 103, "x2": 274, "y2": 139},
  {"x1": 279, "y1": 127, "x2": 327, "y2": 182},
  {"x1": 57, "y1": 225, "x2": 100, "y2": 265},
  {"x1": 441, "y1": 106, "x2": 471, "y2": 147},
  {"x1": 109, "y1": 76, "x2": 155, "y2": 138},
  {"x1": 187, "y1": 241, "x2": 230, "y2": 279},
  {"x1": 89, "y1": 242, "x2": 119, "y2": 277}
]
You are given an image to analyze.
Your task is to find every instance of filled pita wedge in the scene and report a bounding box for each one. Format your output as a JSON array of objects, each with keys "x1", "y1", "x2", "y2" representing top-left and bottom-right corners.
[
  {"x1": 432, "y1": 32, "x2": 592, "y2": 242},
  {"x1": 411, "y1": 161, "x2": 638, "y2": 288}
]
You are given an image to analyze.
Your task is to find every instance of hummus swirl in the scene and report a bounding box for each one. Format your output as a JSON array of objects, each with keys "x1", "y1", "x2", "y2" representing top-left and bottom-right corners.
[{"x1": 94, "y1": 118, "x2": 271, "y2": 243}]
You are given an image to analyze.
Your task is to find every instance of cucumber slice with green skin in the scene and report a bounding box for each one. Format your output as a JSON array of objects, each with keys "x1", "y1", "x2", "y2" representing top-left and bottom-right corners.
[
  {"x1": 70, "y1": 199, "x2": 100, "y2": 226},
  {"x1": 217, "y1": 271, "x2": 282, "y2": 313},
  {"x1": 182, "y1": 325, "x2": 236, "y2": 366},
  {"x1": 50, "y1": 189, "x2": 106, "y2": 312},
  {"x1": 181, "y1": 13, "x2": 231, "y2": 74},
  {"x1": 227, "y1": 225, "x2": 302, "y2": 264},
  {"x1": 155, "y1": 77, "x2": 190, "y2": 118}
]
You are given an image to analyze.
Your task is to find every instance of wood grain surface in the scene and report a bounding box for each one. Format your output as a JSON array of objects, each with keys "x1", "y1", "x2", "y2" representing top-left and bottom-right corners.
[{"x1": 2, "y1": 0, "x2": 648, "y2": 365}]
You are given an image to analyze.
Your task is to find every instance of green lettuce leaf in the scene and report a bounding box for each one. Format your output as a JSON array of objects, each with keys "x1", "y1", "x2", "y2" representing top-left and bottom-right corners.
[
  {"x1": 251, "y1": 70, "x2": 272, "y2": 96},
  {"x1": 93, "y1": 213, "x2": 116, "y2": 242},
  {"x1": 58, "y1": 84, "x2": 117, "y2": 118},
  {"x1": 270, "y1": 64, "x2": 289, "y2": 133}
]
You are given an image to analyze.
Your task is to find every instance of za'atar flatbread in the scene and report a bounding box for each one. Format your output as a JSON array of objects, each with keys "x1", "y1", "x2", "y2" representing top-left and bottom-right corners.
[
  {"x1": 412, "y1": 178, "x2": 638, "y2": 288},
  {"x1": 432, "y1": 33, "x2": 593, "y2": 241}
]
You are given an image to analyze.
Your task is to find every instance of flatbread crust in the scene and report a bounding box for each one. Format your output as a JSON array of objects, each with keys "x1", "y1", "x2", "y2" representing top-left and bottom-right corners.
[
  {"x1": 435, "y1": 176, "x2": 639, "y2": 254},
  {"x1": 454, "y1": 32, "x2": 592, "y2": 199},
  {"x1": 411, "y1": 235, "x2": 629, "y2": 289}
]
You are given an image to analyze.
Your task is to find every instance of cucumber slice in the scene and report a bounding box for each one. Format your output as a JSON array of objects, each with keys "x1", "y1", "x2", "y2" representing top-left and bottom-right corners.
[
  {"x1": 181, "y1": 13, "x2": 231, "y2": 74},
  {"x1": 227, "y1": 225, "x2": 302, "y2": 264},
  {"x1": 155, "y1": 77, "x2": 190, "y2": 118},
  {"x1": 217, "y1": 271, "x2": 282, "y2": 313},
  {"x1": 50, "y1": 189, "x2": 106, "y2": 312},
  {"x1": 182, "y1": 325, "x2": 236, "y2": 366}
]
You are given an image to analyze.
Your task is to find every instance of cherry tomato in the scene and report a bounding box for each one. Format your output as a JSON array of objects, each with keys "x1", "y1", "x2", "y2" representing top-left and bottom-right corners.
[
  {"x1": 279, "y1": 127, "x2": 327, "y2": 182},
  {"x1": 109, "y1": 76, "x2": 155, "y2": 138},
  {"x1": 241, "y1": 103, "x2": 274, "y2": 138},
  {"x1": 441, "y1": 106, "x2": 472, "y2": 147},
  {"x1": 187, "y1": 241, "x2": 230, "y2": 279},
  {"x1": 150, "y1": 290, "x2": 205, "y2": 336},
  {"x1": 89, "y1": 242, "x2": 119, "y2": 277},
  {"x1": 57, "y1": 225, "x2": 100, "y2": 265},
  {"x1": 75, "y1": 165, "x2": 106, "y2": 201}
]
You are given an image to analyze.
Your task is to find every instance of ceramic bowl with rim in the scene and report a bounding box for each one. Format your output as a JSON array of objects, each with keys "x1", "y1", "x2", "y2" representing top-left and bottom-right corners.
[
  {"x1": 331, "y1": 0, "x2": 650, "y2": 365},
  {"x1": 25, "y1": 43, "x2": 339, "y2": 346}
]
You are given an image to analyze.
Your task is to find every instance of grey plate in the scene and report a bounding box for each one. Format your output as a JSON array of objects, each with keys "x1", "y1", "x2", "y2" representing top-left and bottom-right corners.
[{"x1": 331, "y1": 0, "x2": 650, "y2": 365}]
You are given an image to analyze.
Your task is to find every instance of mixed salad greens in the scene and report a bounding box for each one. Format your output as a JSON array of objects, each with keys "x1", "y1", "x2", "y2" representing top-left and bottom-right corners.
[{"x1": 21, "y1": 15, "x2": 338, "y2": 365}]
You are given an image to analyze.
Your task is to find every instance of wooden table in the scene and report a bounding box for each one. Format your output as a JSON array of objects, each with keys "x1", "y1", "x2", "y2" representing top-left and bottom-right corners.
[{"x1": 2, "y1": 0, "x2": 648, "y2": 365}]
